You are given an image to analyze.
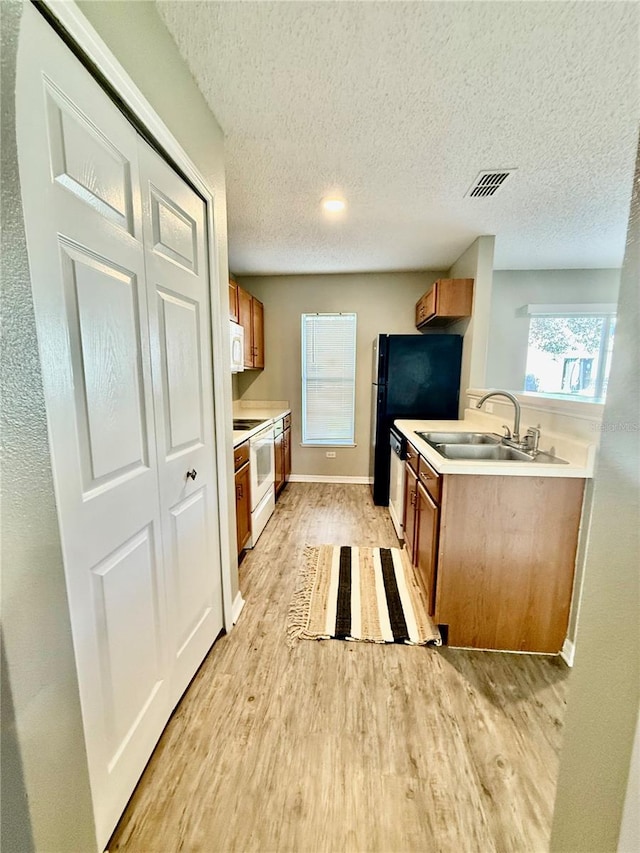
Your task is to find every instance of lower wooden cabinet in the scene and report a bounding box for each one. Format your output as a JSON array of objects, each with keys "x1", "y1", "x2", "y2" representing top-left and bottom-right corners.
[
  {"x1": 274, "y1": 430, "x2": 285, "y2": 495},
  {"x1": 233, "y1": 441, "x2": 251, "y2": 556},
  {"x1": 403, "y1": 463, "x2": 418, "y2": 565},
  {"x1": 403, "y1": 453, "x2": 439, "y2": 615},
  {"x1": 283, "y1": 425, "x2": 291, "y2": 483},
  {"x1": 435, "y1": 474, "x2": 585, "y2": 653},
  {"x1": 274, "y1": 414, "x2": 292, "y2": 500},
  {"x1": 414, "y1": 481, "x2": 439, "y2": 615},
  {"x1": 401, "y1": 441, "x2": 585, "y2": 652}
]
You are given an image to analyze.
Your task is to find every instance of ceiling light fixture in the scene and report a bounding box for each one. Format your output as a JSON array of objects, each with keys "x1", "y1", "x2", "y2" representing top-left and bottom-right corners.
[{"x1": 322, "y1": 197, "x2": 346, "y2": 213}]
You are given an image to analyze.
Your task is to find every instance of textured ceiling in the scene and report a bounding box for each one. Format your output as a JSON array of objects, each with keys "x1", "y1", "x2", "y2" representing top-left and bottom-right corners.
[{"x1": 156, "y1": 1, "x2": 639, "y2": 274}]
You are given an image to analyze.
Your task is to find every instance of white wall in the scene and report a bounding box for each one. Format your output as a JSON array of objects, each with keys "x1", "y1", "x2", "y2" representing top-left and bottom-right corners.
[
  {"x1": 236, "y1": 271, "x2": 442, "y2": 478},
  {"x1": 447, "y1": 236, "x2": 496, "y2": 412},
  {"x1": 550, "y1": 141, "x2": 639, "y2": 852},
  {"x1": 486, "y1": 269, "x2": 621, "y2": 392}
]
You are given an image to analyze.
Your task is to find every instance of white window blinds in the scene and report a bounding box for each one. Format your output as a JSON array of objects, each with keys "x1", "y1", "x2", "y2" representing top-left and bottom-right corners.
[{"x1": 301, "y1": 313, "x2": 357, "y2": 445}]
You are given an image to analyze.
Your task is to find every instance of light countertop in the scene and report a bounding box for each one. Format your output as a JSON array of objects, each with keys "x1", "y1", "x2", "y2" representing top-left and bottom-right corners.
[
  {"x1": 395, "y1": 410, "x2": 595, "y2": 478},
  {"x1": 232, "y1": 401, "x2": 291, "y2": 447}
]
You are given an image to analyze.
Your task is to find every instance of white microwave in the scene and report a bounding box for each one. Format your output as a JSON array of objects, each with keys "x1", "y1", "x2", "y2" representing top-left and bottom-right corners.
[{"x1": 230, "y1": 321, "x2": 245, "y2": 373}]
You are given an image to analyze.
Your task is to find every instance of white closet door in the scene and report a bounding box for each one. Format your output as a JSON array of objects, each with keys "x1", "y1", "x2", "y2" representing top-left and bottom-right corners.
[
  {"x1": 16, "y1": 6, "x2": 222, "y2": 848},
  {"x1": 138, "y1": 140, "x2": 223, "y2": 705}
]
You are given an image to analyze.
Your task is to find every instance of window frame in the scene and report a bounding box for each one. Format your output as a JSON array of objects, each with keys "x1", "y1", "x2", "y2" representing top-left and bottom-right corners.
[
  {"x1": 300, "y1": 312, "x2": 357, "y2": 447},
  {"x1": 523, "y1": 303, "x2": 617, "y2": 403}
]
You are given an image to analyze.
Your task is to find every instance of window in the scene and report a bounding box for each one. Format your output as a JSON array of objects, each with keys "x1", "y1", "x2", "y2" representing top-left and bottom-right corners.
[
  {"x1": 301, "y1": 313, "x2": 357, "y2": 445},
  {"x1": 523, "y1": 304, "x2": 617, "y2": 402}
]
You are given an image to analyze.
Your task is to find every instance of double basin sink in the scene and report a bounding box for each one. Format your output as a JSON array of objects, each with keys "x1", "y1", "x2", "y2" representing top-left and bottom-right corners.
[{"x1": 417, "y1": 431, "x2": 568, "y2": 465}]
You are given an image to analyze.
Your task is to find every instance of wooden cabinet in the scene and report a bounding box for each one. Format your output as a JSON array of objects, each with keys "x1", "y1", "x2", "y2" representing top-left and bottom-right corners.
[
  {"x1": 238, "y1": 285, "x2": 253, "y2": 366},
  {"x1": 400, "y1": 437, "x2": 585, "y2": 652},
  {"x1": 403, "y1": 463, "x2": 418, "y2": 565},
  {"x1": 403, "y1": 453, "x2": 441, "y2": 614},
  {"x1": 251, "y1": 297, "x2": 264, "y2": 369},
  {"x1": 274, "y1": 430, "x2": 285, "y2": 496},
  {"x1": 434, "y1": 474, "x2": 585, "y2": 653},
  {"x1": 414, "y1": 482, "x2": 439, "y2": 615},
  {"x1": 235, "y1": 280, "x2": 264, "y2": 369},
  {"x1": 229, "y1": 276, "x2": 239, "y2": 322},
  {"x1": 283, "y1": 423, "x2": 291, "y2": 483},
  {"x1": 233, "y1": 441, "x2": 251, "y2": 556},
  {"x1": 415, "y1": 278, "x2": 474, "y2": 328},
  {"x1": 274, "y1": 413, "x2": 292, "y2": 500}
]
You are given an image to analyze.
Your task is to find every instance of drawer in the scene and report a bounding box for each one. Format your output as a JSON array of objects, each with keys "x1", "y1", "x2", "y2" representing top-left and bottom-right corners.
[
  {"x1": 233, "y1": 441, "x2": 249, "y2": 471},
  {"x1": 406, "y1": 442, "x2": 420, "y2": 474},
  {"x1": 283, "y1": 413, "x2": 291, "y2": 431},
  {"x1": 418, "y1": 455, "x2": 441, "y2": 504}
]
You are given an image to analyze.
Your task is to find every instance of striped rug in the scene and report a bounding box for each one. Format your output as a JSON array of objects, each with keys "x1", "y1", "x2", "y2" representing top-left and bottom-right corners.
[{"x1": 288, "y1": 545, "x2": 441, "y2": 646}]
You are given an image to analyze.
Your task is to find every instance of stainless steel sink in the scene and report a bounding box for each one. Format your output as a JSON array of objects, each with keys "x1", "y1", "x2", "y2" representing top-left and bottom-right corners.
[
  {"x1": 431, "y1": 443, "x2": 569, "y2": 464},
  {"x1": 417, "y1": 431, "x2": 502, "y2": 445},
  {"x1": 434, "y1": 444, "x2": 533, "y2": 461}
]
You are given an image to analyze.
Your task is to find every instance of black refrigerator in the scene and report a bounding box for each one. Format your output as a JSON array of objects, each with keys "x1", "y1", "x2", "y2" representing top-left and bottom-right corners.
[{"x1": 370, "y1": 334, "x2": 462, "y2": 505}]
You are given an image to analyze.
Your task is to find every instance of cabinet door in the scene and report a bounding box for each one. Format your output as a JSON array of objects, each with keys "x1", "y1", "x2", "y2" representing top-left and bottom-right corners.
[
  {"x1": 415, "y1": 482, "x2": 439, "y2": 615},
  {"x1": 252, "y1": 297, "x2": 264, "y2": 369},
  {"x1": 283, "y1": 426, "x2": 291, "y2": 482},
  {"x1": 235, "y1": 463, "x2": 251, "y2": 554},
  {"x1": 237, "y1": 285, "x2": 253, "y2": 366},
  {"x1": 403, "y1": 464, "x2": 418, "y2": 565},
  {"x1": 228, "y1": 278, "x2": 238, "y2": 322},
  {"x1": 274, "y1": 431, "x2": 285, "y2": 496}
]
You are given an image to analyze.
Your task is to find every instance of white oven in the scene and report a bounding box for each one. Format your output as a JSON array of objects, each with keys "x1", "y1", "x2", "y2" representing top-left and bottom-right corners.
[
  {"x1": 389, "y1": 428, "x2": 405, "y2": 540},
  {"x1": 247, "y1": 423, "x2": 275, "y2": 546}
]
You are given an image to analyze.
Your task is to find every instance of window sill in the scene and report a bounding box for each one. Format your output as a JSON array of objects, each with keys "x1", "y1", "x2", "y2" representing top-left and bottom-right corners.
[{"x1": 300, "y1": 443, "x2": 357, "y2": 448}]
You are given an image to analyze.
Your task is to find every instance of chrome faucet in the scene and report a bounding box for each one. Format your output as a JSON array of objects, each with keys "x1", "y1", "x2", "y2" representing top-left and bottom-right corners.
[{"x1": 476, "y1": 390, "x2": 522, "y2": 443}]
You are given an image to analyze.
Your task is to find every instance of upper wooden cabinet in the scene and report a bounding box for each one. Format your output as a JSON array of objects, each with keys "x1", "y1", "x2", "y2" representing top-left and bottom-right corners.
[
  {"x1": 416, "y1": 278, "x2": 474, "y2": 328},
  {"x1": 251, "y1": 297, "x2": 264, "y2": 369},
  {"x1": 233, "y1": 278, "x2": 264, "y2": 369},
  {"x1": 229, "y1": 276, "x2": 239, "y2": 322}
]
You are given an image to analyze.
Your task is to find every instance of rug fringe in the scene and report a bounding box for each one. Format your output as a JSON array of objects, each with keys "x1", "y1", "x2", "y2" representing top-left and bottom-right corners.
[{"x1": 286, "y1": 546, "x2": 327, "y2": 647}]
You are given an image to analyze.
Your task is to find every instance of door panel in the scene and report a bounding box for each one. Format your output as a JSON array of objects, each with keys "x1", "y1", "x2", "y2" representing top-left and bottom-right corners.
[
  {"x1": 150, "y1": 187, "x2": 198, "y2": 272},
  {"x1": 403, "y1": 465, "x2": 418, "y2": 564},
  {"x1": 90, "y1": 525, "x2": 164, "y2": 764},
  {"x1": 138, "y1": 139, "x2": 223, "y2": 705},
  {"x1": 415, "y1": 483, "x2": 439, "y2": 615},
  {"x1": 158, "y1": 289, "x2": 203, "y2": 454},
  {"x1": 44, "y1": 79, "x2": 135, "y2": 233},
  {"x1": 61, "y1": 242, "x2": 148, "y2": 484}
]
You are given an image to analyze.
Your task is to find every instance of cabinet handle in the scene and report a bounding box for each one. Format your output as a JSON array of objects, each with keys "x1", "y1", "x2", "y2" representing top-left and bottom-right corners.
[
  {"x1": 186, "y1": 469, "x2": 197, "y2": 481},
  {"x1": 236, "y1": 483, "x2": 243, "y2": 499},
  {"x1": 410, "y1": 491, "x2": 417, "y2": 507}
]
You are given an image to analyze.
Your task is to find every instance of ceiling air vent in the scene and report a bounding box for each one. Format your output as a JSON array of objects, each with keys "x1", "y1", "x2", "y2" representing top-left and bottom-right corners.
[{"x1": 466, "y1": 169, "x2": 516, "y2": 198}]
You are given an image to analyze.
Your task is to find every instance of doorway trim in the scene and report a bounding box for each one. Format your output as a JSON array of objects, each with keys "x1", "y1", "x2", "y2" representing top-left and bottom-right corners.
[{"x1": 38, "y1": 0, "x2": 240, "y2": 629}]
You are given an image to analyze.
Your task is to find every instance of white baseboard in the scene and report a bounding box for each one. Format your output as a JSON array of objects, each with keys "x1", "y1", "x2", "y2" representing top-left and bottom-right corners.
[
  {"x1": 560, "y1": 637, "x2": 575, "y2": 667},
  {"x1": 288, "y1": 474, "x2": 373, "y2": 485},
  {"x1": 231, "y1": 592, "x2": 245, "y2": 625}
]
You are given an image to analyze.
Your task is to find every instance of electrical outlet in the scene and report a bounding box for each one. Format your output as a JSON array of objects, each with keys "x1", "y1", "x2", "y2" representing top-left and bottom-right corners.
[
  {"x1": 326, "y1": 451, "x2": 336, "y2": 458},
  {"x1": 485, "y1": 402, "x2": 494, "y2": 413}
]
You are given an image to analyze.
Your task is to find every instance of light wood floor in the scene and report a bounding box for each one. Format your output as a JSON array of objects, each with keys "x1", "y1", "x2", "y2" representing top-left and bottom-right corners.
[{"x1": 109, "y1": 483, "x2": 570, "y2": 853}]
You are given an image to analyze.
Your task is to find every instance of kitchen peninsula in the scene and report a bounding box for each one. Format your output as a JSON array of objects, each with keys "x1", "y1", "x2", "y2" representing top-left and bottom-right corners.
[{"x1": 394, "y1": 410, "x2": 593, "y2": 654}]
